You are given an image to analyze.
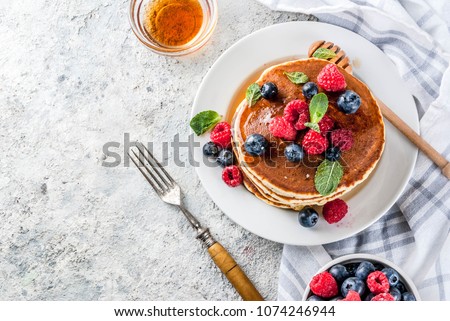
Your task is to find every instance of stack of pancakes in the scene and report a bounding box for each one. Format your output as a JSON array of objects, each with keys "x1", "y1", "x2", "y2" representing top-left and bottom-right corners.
[{"x1": 231, "y1": 58, "x2": 385, "y2": 210}]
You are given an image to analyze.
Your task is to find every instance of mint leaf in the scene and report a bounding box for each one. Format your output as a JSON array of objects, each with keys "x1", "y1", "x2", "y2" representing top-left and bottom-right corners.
[
  {"x1": 313, "y1": 48, "x2": 337, "y2": 60},
  {"x1": 314, "y1": 159, "x2": 344, "y2": 196},
  {"x1": 283, "y1": 71, "x2": 309, "y2": 85},
  {"x1": 304, "y1": 122, "x2": 320, "y2": 133},
  {"x1": 246, "y1": 83, "x2": 262, "y2": 107},
  {"x1": 190, "y1": 110, "x2": 221, "y2": 136},
  {"x1": 309, "y1": 93, "x2": 328, "y2": 124}
]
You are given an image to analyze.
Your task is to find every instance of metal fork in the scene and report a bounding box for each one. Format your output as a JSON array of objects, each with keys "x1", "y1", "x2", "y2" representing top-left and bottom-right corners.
[{"x1": 128, "y1": 143, "x2": 264, "y2": 301}]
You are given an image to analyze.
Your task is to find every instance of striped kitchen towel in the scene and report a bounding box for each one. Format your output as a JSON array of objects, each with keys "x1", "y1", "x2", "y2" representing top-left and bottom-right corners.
[{"x1": 256, "y1": 0, "x2": 450, "y2": 300}]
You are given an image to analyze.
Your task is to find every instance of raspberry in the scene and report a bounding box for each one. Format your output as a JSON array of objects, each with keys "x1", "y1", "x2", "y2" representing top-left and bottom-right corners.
[
  {"x1": 295, "y1": 112, "x2": 310, "y2": 131},
  {"x1": 309, "y1": 272, "x2": 338, "y2": 298},
  {"x1": 302, "y1": 129, "x2": 328, "y2": 154},
  {"x1": 283, "y1": 100, "x2": 310, "y2": 130},
  {"x1": 330, "y1": 129, "x2": 353, "y2": 151},
  {"x1": 318, "y1": 115, "x2": 335, "y2": 133},
  {"x1": 371, "y1": 293, "x2": 395, "y2": 301},
  {"x1": 342, "y1": 290, "x2": 361, "y2": 301},
  {"x1": 269, "y1": 116, "x2": 297, "y2": 141},
  {"x1": 367, "y1": 271, "x2": 390, "y2": 294},
  {"x1": 210, "y1": 122, "x2": 232, "y2": 148},
  {"x1": 323, "y1": 199, "x2": 348, "y2": 224},
  {"x1": 222, "y1": 165, "x2": 243, "y2": 187},
  {"x1": 317, "y1": 64, "x2": 347, "y2": 92}
]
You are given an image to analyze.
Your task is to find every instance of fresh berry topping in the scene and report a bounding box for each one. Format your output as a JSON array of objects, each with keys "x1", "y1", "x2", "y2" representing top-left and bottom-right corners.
[
  {"x1": 283, "y1": 100, "x2": 308, "y2": 123},
  {"x1": 307, "y1": 295, "x2": 324, "y2": 301},
  {"x1": 367, "y1": 271, "x2": 390, "y2": 294},
  {"x1": 341, "y1": 277, "x2": 366, "y2": 297},
  {"x1": 302, "y1": 129, "x2": 328, "y2": 154},
  {"x1": 310, "y1": 272, "x2": 338, "y2": 298},
  {"x1": 365, "y1": 293, "x2": 375, "y2": 301},
  {"x1": 296, "y1": 113, "x2": 310, "y2": 131},
  {"x1": 337, "y1": 90, "x2": 361, "y2": 114},
  {"x1": 329, "y1": 264, "x2": 350, "y2": 283},
  {"x1": 325, "y1": 146, "x2": 341, "y2": 161},
  {"x1": 390, "y1": 287, "x2": 402, "y2": 301},
  {"x1": 323, "y1": 199, "x2": 348, "y2": 224},
  {"x1": 244, "y1": 134, "x2": 268, "y2": 156},
  {"x1": 371, "y1": 293, "x2": 395, "y2": 301},
  {"x1": 284, "y1": 143, "x2": 304, "y2": 163},
  {"x1": 269, "y1": 117, "x2": 297, "y2": 141},
  {"x1": 317, "y1": 64, "x2": 347, "y2": 92},
  {"x1": 216, "y1": 149, "x2": 234, "y2": 167},
  {"x1": 330, "y1": 129, "x2": 353, "y2": 151},
  {"x1": 307, "y1": 251, "x2": 416, "y2": 302},
  {"x1": 395, "y1": 281, "x2": 407, "y2": 293},
  {"x1": 345, "y1": 263, "x2": 359, "y2": 277},
  {"x1": 355, "y1": 261, "x2": 376, "y2": 281},
  {"x1": 342, "y1": 290, "x2": 361, "y2": 301},
  {"x1": 318, "y1": 115, "x2": 335, "y2": 133},
  {"x1": 381, "y1": 268, "x2": 400, "y2": 286},
  {"x1": 381, "y1": 268, "x2": 400, "y2": 287},
  {"x1": 302, "y1": 82, "x2": 319, "y2": 99},
  {"x1": 283, "y1": 100, "x2": 309, "y2": 130},
  {"x1": 203, "y1": 142, "x2": 221, "y2": 158},
  {"x1": 261, "y1": 82, "x2": 278, "y2": 100},
  {"x1": 221, "y1": 165, "x2": 243, "y2": 187},
  {"x1": 373, "y1": 263, "x2": 385, "y2": 271},
  {"x1": 210, "y1": 122, "x2": 232, "y2": 148},
  {"x1": 402, "y1": 292, "x2": 416, "y2": 301},
  {"x1": 298, "y1": 207, "x2": 319, "y2": 228}
]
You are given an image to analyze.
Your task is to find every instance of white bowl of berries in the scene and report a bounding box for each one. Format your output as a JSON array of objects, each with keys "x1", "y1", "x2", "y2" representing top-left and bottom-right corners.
[{"x1": 303, "y1": 253, "x2": 420, "y2": 301}]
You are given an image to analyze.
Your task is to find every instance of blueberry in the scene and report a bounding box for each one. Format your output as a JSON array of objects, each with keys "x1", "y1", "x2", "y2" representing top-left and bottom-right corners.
[
  {"x1": 355, "y1": 261, "x2": 376, "y2": 281},
  {"x1": 302, "y1": 82, "x2": 318, "y2": 99},
  {"x1": 329, "y1": 264, "x2": 350, "y2": 284},
  {"x1": 330, "y1": 296, "x2": 343, "y2": 301},
  {"x1": 373, "y1": 263, "x2": 385, "y2": 271},
  {"x1": 382, "y1": 267, "x2": 400, "y2": 287},
  {"x1": 244, "y1": 134, "x2": 268, "y2": 156},
  {"x1": 345, "y1": 263, "x2": 360, "y2": 276},
  {"x1": 325, "y1": 146, "x2": 341, "y2": 161},
  {"x1": 298, "y1": 207, "x2": 319, "y2": 228},
  {"x1": 307, "y1": 295, "x2": 323, "y2": 301},
  {"x1": 261, "y1": 82, "x2": 278, "y2": 100},
  {"x1": 390, "y1": 287, "x2": 402, "y2": 301},
  {"x1": 364, "y1": 293, "x2": 375, "y2": 301},
  {"x1": 337, "y1": 90, "x2": 361, "y2": 114},
  {"x1": 284, "y1": 143, "x2": 304, "y2": 162},
  {"x1": 341, "y1": 277, "x2": 366, "y2": 297},
  {"x1": 203, "y1": 142, "x2": 221, "y2": 158},
  {"x1": 395, "y1": 281, "x2": 407, "y2": 293},
  {"x1": 402, "y1": 292, "x2": 416, "y2": 301},
  {"x1": 216, "y1": 149, "x2": 234, "y2": 167}
]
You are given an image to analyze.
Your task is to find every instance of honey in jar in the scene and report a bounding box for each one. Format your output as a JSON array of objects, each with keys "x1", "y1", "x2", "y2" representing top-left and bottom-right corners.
[{"x1": 144, "y1": 0, "x2": 204, "y2": 47}]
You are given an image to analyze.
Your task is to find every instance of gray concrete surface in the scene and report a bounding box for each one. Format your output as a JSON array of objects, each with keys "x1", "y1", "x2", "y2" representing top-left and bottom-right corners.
[{"x1": 0, "y1": 0, "x2": 312, "y2": 300}]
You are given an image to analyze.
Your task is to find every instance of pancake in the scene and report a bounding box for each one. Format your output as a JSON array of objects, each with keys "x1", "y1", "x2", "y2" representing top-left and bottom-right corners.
[
  {"x1": 233, "y1": 121, "x2": 348, "y2": 210},
  {"x1": 232, "y1": 58, "x2": 385, "y2": 209},
  {"x1": 243, "y1": 179, "x2": 292, "y2": 209},
  {"x1": 241, "y1": 161, "x2": 347, "y2": 206}
]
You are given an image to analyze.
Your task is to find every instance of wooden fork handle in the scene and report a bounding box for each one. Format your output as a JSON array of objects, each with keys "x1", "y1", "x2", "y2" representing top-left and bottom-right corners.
[
  {"x1": 377, "y1": 99, "x2": 450, "y2": 179},
  {"x1": 208, "y1": 242, "x2": 264, "y2": 301}
]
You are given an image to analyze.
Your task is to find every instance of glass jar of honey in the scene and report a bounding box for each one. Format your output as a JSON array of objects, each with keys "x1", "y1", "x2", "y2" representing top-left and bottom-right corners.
[{"x1": 129, "y1": 0, "x2": 218, "y2": 56}]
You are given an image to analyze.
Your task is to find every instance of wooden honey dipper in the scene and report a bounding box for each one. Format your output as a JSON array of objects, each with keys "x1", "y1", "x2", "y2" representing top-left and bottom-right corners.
[{"x1": 309, "y1": 40, "x2": 450, "y2": 179}]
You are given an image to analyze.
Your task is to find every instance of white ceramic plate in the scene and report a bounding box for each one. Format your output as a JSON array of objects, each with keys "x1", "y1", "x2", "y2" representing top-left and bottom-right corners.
[{"x1": 192, "y1": 22, "x2": 418, "y2": 245}]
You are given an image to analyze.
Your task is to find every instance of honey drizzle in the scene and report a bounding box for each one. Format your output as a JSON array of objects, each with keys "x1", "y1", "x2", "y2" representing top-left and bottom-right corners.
[{"x1": 144, "y1": 0, "x2": 204, "y2": 47}]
